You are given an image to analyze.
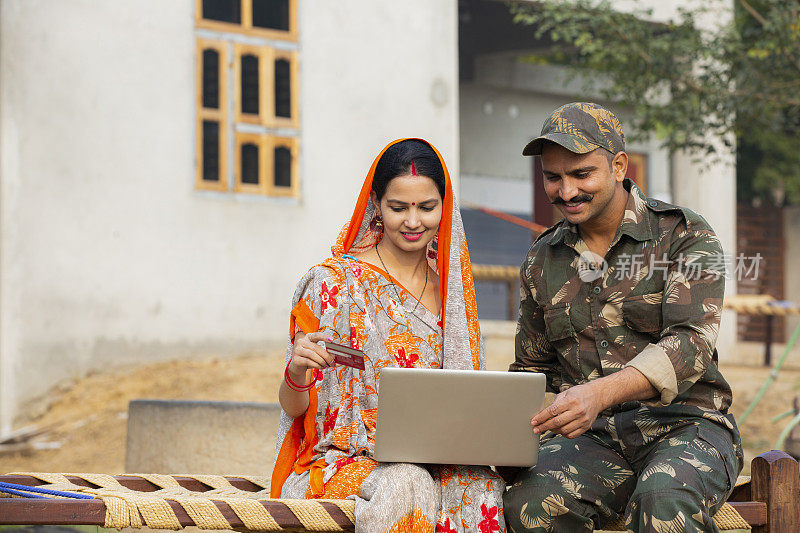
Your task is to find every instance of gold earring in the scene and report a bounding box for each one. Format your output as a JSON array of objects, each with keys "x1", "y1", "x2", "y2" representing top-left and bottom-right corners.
[{"x1": 375, "y1": 215, "x2": 383, "y2": 229}]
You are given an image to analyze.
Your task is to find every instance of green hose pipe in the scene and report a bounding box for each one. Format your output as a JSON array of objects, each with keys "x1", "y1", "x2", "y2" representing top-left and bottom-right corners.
[
  {"x1": 772, "y1": 408, "x2": 795, "y2": 423},
  {"x1": 776, "y1": 411, "x2": 800, "y2": 450},
  {"x1": 739, "y1": 319, "x2": 800, "y2": 427}
]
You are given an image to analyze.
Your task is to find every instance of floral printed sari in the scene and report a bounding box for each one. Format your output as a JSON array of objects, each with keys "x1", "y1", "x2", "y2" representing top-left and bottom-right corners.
[{"x1": 271, "y1": 139, "x2": 505, "y2": 533}]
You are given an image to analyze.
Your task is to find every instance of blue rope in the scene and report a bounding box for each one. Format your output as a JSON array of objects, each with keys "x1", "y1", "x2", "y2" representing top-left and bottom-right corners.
[
  {"x1": 0, "y1": 485, "x2": 48, "y2": 499},
  {"x1": 0, "y1": 481, "x2": 94, "y2": 499}
]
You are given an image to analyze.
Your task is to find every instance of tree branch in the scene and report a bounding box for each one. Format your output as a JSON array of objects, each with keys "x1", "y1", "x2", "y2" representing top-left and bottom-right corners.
[
  {"x1": 770, "y1": 79, "x2": 800, "y2": 89},
  {"x1": 604, "y1": 15, "x2": 654, "y2": 64},
  {"x1": 738, "y1": 0, "x2": 767, "y2": 26}
]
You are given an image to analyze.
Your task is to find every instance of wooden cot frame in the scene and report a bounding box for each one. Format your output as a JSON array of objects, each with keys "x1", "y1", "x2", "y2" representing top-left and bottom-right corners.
[{"x1": 0, "y1": 450, "x2": 798, "y2": 532}]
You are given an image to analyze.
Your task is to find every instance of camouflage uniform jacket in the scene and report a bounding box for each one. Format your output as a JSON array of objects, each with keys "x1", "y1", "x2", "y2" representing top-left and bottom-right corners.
[{"x1": 512, "y1": 178, "x2": 734, "y2": 417}]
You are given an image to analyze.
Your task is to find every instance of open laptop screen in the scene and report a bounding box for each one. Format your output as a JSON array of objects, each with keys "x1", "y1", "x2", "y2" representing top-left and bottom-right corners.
[{"x1": 373, "y1": 368, "x2": 545, "y2": 467}]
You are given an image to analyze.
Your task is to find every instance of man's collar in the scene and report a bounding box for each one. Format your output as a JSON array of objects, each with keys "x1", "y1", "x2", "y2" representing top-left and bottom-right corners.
[
  {"x1": 547, "y1": 219, "x2": 578, "y2": 246},
  {"x1": 617, "y1": 179, "x2": 654, "y2": 242},
  {"x1": 547, "y1": 178, "x2": 653, "y2": 246}
]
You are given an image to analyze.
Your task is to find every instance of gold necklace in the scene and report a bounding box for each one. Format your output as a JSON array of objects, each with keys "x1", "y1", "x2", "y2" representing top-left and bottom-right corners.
[{"x1": 375, "y1": 243, "x2": 429, "y2": 316}]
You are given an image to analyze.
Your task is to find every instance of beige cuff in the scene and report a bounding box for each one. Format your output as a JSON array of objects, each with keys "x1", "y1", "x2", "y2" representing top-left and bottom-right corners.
[{"x1": 625, "y1": 343, "x2": 678, "y2": 406}]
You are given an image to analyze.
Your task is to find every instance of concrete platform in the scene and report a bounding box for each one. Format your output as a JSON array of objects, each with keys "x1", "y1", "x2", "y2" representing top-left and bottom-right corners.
[
  {"x1": 125, "y1": 399, "x2": 280, "y2": 476},
  {"x1": 481, "y1": 319, "x2": 516, "y2": 371}
]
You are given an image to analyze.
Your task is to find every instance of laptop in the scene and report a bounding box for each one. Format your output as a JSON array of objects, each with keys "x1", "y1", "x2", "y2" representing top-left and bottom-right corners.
[{"x1": 373, "y1": 368, "x2": 546, "y2": 467}]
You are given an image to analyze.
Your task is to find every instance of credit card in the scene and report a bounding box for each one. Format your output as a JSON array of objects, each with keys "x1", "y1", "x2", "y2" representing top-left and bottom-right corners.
[{"x1": 324, "y1": 341, "x2": 366, "y2": 370}]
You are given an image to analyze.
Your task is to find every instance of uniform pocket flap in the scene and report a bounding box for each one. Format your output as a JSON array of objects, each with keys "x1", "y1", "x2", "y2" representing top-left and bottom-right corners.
[{"x1": 544, "y1": 303, "x2": 574, "y2": 341}]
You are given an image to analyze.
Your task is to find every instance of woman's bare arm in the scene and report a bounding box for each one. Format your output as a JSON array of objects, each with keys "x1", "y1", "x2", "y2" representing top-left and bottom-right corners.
[{"x1": 279, "y1": 331, "x2": 334, "y2": 418}]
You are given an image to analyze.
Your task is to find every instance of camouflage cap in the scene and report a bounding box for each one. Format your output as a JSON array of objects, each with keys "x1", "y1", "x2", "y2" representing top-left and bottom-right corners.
[{"x1": 522, "y1": 102, "x2": 626, "y2": 156}]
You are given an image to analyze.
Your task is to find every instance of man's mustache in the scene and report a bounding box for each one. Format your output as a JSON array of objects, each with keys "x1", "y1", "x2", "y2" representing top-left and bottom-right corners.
[{"x1": 552, "y1": 194, "x2": 593, "y2": 205}]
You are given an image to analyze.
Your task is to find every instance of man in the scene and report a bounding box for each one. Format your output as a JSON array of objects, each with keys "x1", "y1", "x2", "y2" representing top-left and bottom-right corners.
[{"x1": 503, "y1": 102, "x2": 742, "y2": 532}]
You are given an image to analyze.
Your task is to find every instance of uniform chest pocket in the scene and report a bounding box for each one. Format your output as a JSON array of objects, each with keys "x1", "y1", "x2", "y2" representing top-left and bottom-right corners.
[
  {"x1": 622, "y1": 292, "x2": 663, "y2": 334},
  {"x1": 544, "y1": 302, "x2": 575, "y2": 341}
]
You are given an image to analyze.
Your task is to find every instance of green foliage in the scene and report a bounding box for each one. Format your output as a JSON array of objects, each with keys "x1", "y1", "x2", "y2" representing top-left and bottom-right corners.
[
  {"x1": 740, "y1": 132, "x2": 800, "y2": 205},
  {"x1": 511, "y1": 0, "x2": 800, "y2": 204}
]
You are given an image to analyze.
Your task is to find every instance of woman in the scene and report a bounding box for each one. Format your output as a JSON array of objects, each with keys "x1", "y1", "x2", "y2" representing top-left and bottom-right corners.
[{"x1": 271, "y1": 139, "x2": 505, "y2": 533}]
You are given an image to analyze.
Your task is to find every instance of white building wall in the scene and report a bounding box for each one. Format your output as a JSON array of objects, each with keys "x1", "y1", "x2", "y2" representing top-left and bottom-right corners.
[
  {"x1": 0, "y1": 0, "x2": 458, "y2": 434},
  {"x1": 613, "y1": 0, "x2": 711, "y2": 24},
  {"x1": 459, "y1": 65, "x2": 672, "y2": 215},
  {"x1": 783, "y1": 207, "x2": 800, "y2": 344}
]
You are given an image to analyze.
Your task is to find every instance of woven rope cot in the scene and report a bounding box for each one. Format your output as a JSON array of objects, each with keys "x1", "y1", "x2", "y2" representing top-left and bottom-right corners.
[
  {"x1": 602, "y1": 501, "x2": 750, "y2": 531},
  {"x1": 5, "y1": 450, "x2": 800, "y2": 532},
  {"x1": 0, "y1": 471, "x2": 752, "y2": 531},
  {"x1": 1, "y1": 472, "x2": 355, "y2": 531},
  {"x1": 723, "y1": 295, "x2": 800, "y2": 317}
]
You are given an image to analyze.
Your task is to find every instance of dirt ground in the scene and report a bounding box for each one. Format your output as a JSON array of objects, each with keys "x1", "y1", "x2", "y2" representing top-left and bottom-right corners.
[{"x1": 1, "y1": 349, "x2": 799, "y2": 476}]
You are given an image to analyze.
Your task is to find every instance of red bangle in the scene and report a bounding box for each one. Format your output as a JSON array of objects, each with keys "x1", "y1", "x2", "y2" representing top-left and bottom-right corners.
[{"x1": 284, "y1": 358, "x2": 315, "y2": 392}]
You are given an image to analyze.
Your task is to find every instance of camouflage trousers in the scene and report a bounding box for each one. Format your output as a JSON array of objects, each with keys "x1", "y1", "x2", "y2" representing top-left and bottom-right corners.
[{"x1": 504, "y1": 406, "x2": 742, "y2": 532}]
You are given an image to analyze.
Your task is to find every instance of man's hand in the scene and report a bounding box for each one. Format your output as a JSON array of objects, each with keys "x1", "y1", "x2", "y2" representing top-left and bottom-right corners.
[
  {"x1": 530, "y1": 367, "x2": 659, "y2": 439},
  {"x1": 530, "y1": 383, "x2": 603, "y2": 439}
]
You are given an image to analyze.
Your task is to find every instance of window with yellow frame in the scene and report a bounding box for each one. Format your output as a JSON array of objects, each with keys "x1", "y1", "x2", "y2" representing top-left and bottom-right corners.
[
  {"x1": 234, "y1": 133, "x2": 299, "y2": 197},
  {"x1": 195, "y1": 0, "x2": 300, "y2": 197},
  {"x1": 196, "y1": 0, "x2": 297, "y2": 41}
]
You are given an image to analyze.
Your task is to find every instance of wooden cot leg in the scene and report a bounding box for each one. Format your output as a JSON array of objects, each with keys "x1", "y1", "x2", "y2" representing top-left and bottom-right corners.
[
  {"x1": 751, "y1": 450, "x2": 799, "y2": 533},
  {"x1": 765, "y1": 315, "x2": 773, "y2": 366}
]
